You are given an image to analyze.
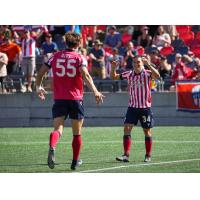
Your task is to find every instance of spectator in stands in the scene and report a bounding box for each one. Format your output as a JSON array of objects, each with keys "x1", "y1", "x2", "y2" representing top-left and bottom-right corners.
[
  {"x1": 172, "y1": 53, "x2": 182, "y2": 68},
  {"x1": 107, "y1": 47, "x2": 124, "y2": 76},
  {"x1": 137, "y1": 26, "x2": 152, "y2": 48},
  {"x1": 0, "y1": 52, "x2": 8, "y2": 93},
  {"x1": 163, "y1": 25, "x2": 178, "y2": 41},
  {"x1": 149, "y1": 49, "x2": 161, "y2": 68},
  {"x1": 65, "y1": 25, "x2": 81, "y2": 34},
  {"x1": 159, "y1": 55, "x2": 172, "y2": 90},
  {"x1": 21, "y1": 30, "x2": 37, "y2": 92},
  {"x1": 0, "y1": 36, "x2": 21, "y2": 75},
  {"x1": 194, "y1": 58, "x2": 200, "y2": 80},
  {"x1": 182, "y1": 54, "x2": 196, "y2": 69},
  {"x1": 104, "y1": 25, "x2": 121, "y2": 49},
  {"x1": 41, "y1": 33, "x2": 58, "y2": 55},
  {"x1": 152, "y1": 25, "x2": 171, "y2": 50},
  {"x1": 0, "y1": 26, "x2": 12, "y2": 41},
  {"x1": 159, "y1": 55, "x2": 172, "y2": 78},
  {"x1": 124, "y1": 41, "x2": 137, "y2": 70},
  {"x1": 89, "y1": 39, "x2": 106, "y2": 79},
  {"x1": 170, "y1": 54, "x2": 193, "y2": 91}
]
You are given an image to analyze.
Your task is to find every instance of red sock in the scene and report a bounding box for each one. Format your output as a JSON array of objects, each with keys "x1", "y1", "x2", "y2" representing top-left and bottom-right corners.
[
  {"x1": 72, "y1": 135, "x2": 82, "y2": 160},
  {"x1": 145, "y1": 136, "x2": 152, "y2": 156},
  {"x1": 123, "y1": 135, "x2": 132, "y2": 156},
  {"x1": 49, "y1": 130, "x2": 60, "y2": 148}
]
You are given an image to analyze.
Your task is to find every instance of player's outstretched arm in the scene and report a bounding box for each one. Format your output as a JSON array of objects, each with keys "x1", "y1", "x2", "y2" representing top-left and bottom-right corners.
[
  {"x1": 36, "y1": 64, "x2": 49, "y2": 101},
  {"x1": 80, "y1": 67, "x2": 105, "y2": 105},
  {"x1": 110, "y1": 60, "x2": 120, "y2": 80}
]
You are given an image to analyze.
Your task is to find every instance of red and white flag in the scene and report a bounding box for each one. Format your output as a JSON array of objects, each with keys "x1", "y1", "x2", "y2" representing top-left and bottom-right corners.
[{"x1": 176, "y1": 80, "x2": 200, "y2": 112}]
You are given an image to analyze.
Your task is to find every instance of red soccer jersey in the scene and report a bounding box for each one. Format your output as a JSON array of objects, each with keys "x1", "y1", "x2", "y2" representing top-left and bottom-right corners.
[
  {"x1": 45, "y1": 50, "x2": 87, "y2": 100},
  {"x1": 120, "y1": 69, "x2": 152, "y2": 108}
]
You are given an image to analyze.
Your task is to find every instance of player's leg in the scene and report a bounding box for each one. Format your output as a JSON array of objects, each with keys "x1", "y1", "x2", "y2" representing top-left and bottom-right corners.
[
  {"x1": 116, "y1": 107, "x2": 138, "y2": 162},
  {"x1": 143, "y1": 128, "x2": 152, "y2": 162},
  {"x1": 69, "y1": 100, "x2": 84, "y2": 170},
  {"x1": 70, "y1": 119, "x2": 84, "y2": 170},
  {"x1": 140, "y1": 108, "x2": 154, "y2": 162},
  {"x1": 48, "y1": 116, "x2": 65, "y2": 169}
]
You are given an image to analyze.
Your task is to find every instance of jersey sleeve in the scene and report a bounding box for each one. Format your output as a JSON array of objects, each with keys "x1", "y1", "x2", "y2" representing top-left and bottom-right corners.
[{"x1": 120, "y1": 70, "x2": 132, "y2": 80}]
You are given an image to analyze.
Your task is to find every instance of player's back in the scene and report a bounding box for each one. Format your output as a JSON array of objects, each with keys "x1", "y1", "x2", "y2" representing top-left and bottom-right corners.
[{"x1": 47, "y1": 49, "x2": 86, "y2": 100}]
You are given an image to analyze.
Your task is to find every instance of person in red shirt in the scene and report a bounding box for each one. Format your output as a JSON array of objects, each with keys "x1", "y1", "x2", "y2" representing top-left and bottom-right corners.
[{"x1": 36, "y1": 32, "x2": 105, "y2": 170}]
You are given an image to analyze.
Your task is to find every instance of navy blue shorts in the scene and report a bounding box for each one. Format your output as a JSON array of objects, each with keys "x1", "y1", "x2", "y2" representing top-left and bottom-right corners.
[
  {"x1": 124, "y1": 107, "x2": 154, "y2": 129},
  {"x1": 52, "y1": 100, "x2": 84, "y2": 120}
]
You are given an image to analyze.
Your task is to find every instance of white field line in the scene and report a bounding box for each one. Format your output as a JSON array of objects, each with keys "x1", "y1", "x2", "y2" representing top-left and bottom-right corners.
[
  {"x1": 79, "y1": 158, "x2": 200, "y2": 173},
  {"x1": 1, "y1": 140, "x2": 200, "y2": 145}
]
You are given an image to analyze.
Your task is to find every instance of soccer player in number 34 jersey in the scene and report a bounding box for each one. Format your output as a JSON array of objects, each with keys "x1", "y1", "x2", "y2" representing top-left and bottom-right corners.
[
  {"x1": 111, "y1": 55, "x2": 160, "y2": 162},
  {"x1": 36, "y1": 32, "x2": 105, "y2": 170}
]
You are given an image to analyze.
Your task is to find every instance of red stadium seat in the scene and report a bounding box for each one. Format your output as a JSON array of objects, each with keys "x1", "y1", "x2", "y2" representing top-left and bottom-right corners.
[
  {"x1": 190, "y1": 46, "x2": 200, "y2": 58},
  {"x1": 196, "y1": 32, "x2": 200, "y2": 41},
  {"x1": 179, "y1": 31, "x2": 194, "y2": 43},
  {"x1": 160, "y1": 46, "x2": 174, "y2": 56},
  {"x1": 104, "y1": 47, "x2": 112, "y2": 54},
  {"x1": 185, "y1": 39, "x2": 200, "y2": 48},
  {"x1": 176, "y1": 25, "x2": 190, "y2": 34},
  {"x1": 136, "y1": 46, "x2": 145, "y2": 56},
  {"x1": 121, "y1": 33, "x2": 132, "y2": 47}
]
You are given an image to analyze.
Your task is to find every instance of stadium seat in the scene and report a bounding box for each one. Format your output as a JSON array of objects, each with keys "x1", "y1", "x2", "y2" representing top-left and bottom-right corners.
[
  {"x1": 196, "y1": 32, "x2": 200, "y2": 41},
  {"x1": 191, "y1": 25, "x2": 200, "y2": 33},
  {"x1": 176, "y1": 25, "x2": 190, "y2": 34},
  {"x1": 185, "y1": 39, "x2": 200, "y2": 48},
  {"x1": 190, "y1": 46, "x2": 200, "y2": 58},
  {"x1": 160, "y1": 46, "x2": 174, "y2": 56},
  {"x1": 175, "y1": 45, "x2": 189, "y2": 55},
  {"x1": 166, "y1": 53, "x2": 176, "y2": 64},
  {"x1": 136, "y1": 46, "x2": 145, "y2": 56},
  {"x1": 121, "y1": 33, "x2": 132, "y2": 47},
  {"x1": 179, "y1": 31, "x2": 195, "y2": 44}
]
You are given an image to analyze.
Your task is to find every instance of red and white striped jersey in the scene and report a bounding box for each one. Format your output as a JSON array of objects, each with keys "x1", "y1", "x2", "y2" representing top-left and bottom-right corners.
[
  {"x1": 12, "y1": 25, "x2": 48, "y2": 32},
  {"x1": 21, "y1": 38, "x2": 36, "y2": 57},
  {"x1": 120, "y1": 69, "x2": 152, "y2": 108}
]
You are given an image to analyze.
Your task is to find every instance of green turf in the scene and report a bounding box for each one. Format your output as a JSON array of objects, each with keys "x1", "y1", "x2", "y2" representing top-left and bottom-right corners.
[{"x1": 0, "y1": 127, "x2": 200, "y2": 173}]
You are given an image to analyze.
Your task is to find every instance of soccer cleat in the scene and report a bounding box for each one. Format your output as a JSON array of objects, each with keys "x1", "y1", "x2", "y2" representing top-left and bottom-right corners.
[
  {"x1": 116, "y1": 155, "x2": 129, "y2": 162},
  {"x1": 47, "y1": 147, "x2": 55, "y2": 169},
  {"x1": 70, "y1": 159, "x2": 83, "y2": 170},
  {"x1": 144, "y1": 155, "x2": 151, "y2": 162}
]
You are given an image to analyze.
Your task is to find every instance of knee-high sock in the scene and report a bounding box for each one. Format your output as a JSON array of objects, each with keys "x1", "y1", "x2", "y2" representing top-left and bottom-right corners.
[
  {"x1": 49, "y1": 130, "x2": 60, "y2": 149},
  {"x1": 145, "y1": 136, "x2": 152, "y2": 156},
  {"x1": 72, "y1": 135, "x2": 82, "y2": 160},
  {"x1": 123, "y1": 135, "x2": 132, "y2": 156}
]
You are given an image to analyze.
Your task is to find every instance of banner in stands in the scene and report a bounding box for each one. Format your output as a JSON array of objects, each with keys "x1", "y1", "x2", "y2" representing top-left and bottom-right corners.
[{"x1": 176, "y1": 80, "x2": 200, "y2": 112}]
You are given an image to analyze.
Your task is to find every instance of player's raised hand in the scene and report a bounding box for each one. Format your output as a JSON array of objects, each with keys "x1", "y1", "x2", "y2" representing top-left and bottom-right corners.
[
  {"x1": 36, "y1": 86, "x2": 47, "y2": 101},
  {"x1": 95, "y1": 91, "x2": 105, "y2": 105}
]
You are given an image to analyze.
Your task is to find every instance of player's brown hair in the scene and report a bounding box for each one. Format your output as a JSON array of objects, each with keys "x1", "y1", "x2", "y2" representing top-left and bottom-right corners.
[{"x1": 65, "y1": 32, "x2": 81, "y2": 48}]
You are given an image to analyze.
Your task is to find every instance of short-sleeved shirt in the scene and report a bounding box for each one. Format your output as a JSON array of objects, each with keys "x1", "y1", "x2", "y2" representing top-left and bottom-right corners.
[
  {"x1": 45, "y1": 49, "x2": 87, "y2": 100},
  {"x1": 120, "y1": 69, "x2": 152, "y2": 108},
  {"x1": 90, "y1": 48, "x2": 105, "y2": 68},
  {"x1": 104, "y1": 32, "x2": 121, "y2": 48},
  {"x1": 42, "y1": 42, "x2": 58, "y2": 54}
]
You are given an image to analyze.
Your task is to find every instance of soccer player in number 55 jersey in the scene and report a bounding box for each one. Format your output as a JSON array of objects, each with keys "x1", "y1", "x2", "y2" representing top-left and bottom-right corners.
[
  {"x1": 111, "y1": 55, "x2": 160, "y2": 162},
  {"x1": 36, "y1": 32, "x2": 105, "y2": 170}
]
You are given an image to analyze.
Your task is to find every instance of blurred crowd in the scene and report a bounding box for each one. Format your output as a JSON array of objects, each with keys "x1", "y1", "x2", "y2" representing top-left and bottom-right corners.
[{"x1": 0, "y1": 25, "x2": 200, "y2": 94}]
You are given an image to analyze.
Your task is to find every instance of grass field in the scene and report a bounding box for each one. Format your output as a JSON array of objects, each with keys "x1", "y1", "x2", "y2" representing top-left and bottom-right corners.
[{"x1": 0, "y1": 126, "x2": 200, "y2": 173}]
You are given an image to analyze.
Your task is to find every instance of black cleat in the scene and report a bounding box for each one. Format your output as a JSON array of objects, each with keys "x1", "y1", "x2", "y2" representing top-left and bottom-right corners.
[
  {"x1": 71, "y1": 159, "x2": 83, "y2": 170},
  {"x1": 47, "y1": 147, "x2": 55, "y2": 169},
  {"x1": 116, "y1": 155, "x2": 129, "y2": 162}
]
